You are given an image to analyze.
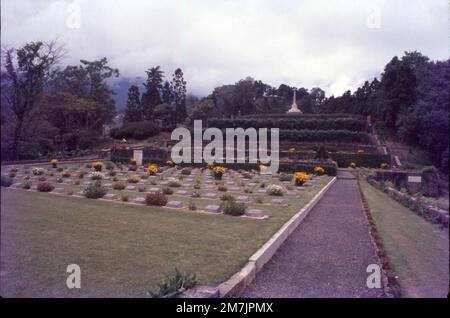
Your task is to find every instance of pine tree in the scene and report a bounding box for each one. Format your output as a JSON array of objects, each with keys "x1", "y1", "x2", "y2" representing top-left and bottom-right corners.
[
  {"x1": 124, "y1": 85, "x2": 142, "y2": 122},
  {"x1": 161, "y1": 81, "x2": 173, "y2": 104},
  {"x1": 141, "y1": 66, "x2": 164, "y2": 120},
  {"x1": 170, "y1": 68, "x2": 187, "y2": 124}
]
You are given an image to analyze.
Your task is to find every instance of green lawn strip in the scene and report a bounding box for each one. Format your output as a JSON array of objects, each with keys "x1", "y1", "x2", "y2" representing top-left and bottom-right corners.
[
  {"x1": 1, "y1": 177, "x2": 330, "y2": 297},
  {"x1": 360, "y1": 180, "x2": 449, "y2": 298}
]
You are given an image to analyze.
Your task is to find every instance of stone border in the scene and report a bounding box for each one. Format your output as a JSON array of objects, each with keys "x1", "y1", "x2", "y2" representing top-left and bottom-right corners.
[
  {"x1": 189, "y1": 176, "x2": 336, "y2": 298},
  {"x1": 356, "y1": 177, "x2": 401, "y2": 298}
]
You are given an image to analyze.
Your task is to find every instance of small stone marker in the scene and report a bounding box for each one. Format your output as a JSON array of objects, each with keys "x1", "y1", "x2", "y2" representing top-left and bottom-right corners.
[
  {"x1": 206, "y1": 205, "x2": 221, "y2": 213},
  {"x1": 133, "y1": 197, "x2": 146, "y2": 204},
  {"x1": 104, "y1": 183, "x2": 113, "y2": 188},
  {"x1": 125, "y1": 185, "x2": 136, "y2": 191},
  {"x1": 236, "y1": 195, "x2": 249, "y2": 202},
  {"x1": 175, "y1": 190, "x2": 188, "y2": 196},
  {"x1": 257, "y1": 189, "x2": 267, "y2": 194},
  {"x1": 103, "y1": 193, "x2": 118, "y2": 200},
  {"x1": 271, "y1": 199, "x2": 287, "y2": 206},
  {"x1": 148, "y1": 187, "x2": 160, "y2": 192},
  {"x1": 52, "y1": 188, "x2": 65, "y2": 194},
  {"x1": 228, "y1": 186, "x2": 241, "y2": 192},
  {"x1": 166, "y1": 201, "x2": 183, "y2": 208},
  {"x1": 408, "y1": 176, "x2": 422, "y2": 183},
  {"x1": 83, "y1": 181, "x2": 92, "y2": 185},
  {"x1": 245, "y1": 209, "x2": 265, "y2": 218},
  {"x1": 11, "y1": 183, "x2": 22, "y2": 189},
  {"x1": 286, "y1": 191, "x2": 297, "y2": 196},
  {"x1": 204, "y1": 192, "x2": 218, "y2": 199}
]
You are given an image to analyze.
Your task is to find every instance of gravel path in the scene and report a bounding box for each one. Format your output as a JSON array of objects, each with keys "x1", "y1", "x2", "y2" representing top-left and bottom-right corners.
[{"x1": 242, "y1": 170, "x2": 384, "y2": 298}]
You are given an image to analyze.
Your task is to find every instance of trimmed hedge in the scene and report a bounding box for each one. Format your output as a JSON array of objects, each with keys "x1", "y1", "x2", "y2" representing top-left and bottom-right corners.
[
  {"x1": 330, "y1": 152, "x2": 391, "y2": 168},
  {"x1": 110, "y1": 121, "x2": 160, "y2": 140},
  {"x1": 208, "y1": 118, "x2": 367, "y2": 131},
  {"x1": 279, "y1": 130, "x2": 369, "y2": 143},
  {"x1": 242, "y1": 113, "x2": 354, "y2": 119}
]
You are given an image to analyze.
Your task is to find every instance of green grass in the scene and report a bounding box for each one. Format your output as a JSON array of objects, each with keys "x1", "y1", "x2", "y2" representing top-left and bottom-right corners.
[
  {"x1": 0, "y1": 176, "x2": 330, "y2": 297},
  {"x1": 360, "y1": 180, "x2": 449, "y2": 298}
]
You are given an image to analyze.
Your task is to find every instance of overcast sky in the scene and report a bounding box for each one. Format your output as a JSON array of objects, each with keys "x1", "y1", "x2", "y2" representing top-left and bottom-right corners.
[{"x1": 1, "y1": 0, "x2": 448, "y2": 97}]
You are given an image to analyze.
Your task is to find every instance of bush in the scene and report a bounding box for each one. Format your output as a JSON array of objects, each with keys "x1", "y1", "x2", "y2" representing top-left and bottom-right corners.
[
  {"x1": 220, "y1": 194, "x2": 235, "y2": 201},
  {"x1": 22, "y1": 181, "x2": 32, "y2": 189},
  {"x1": 188, "y1": 200, "x2": 197, "y2": 211},
  {"x1": 191, "y1": 190, "x2": 201, "y2": 198},
  {"x1": 56, "y1": 167, "x2": 64, "y2": 172},
  {"x1": 217, "y1": 184, "x2": 228, "y2": 192},
  {"x1": 221, "y1": 199, "x2": 247, "y2": 216},
  {"x1": 83, "y1": 184, "x2": 107, "y2": 199},
  {"x1": 62, "y1": 172, "x2": 71, "y2": 178},
  {"x1": 1, "y1": 176, "x2": 13, "y2": 187},
  {"x1": 168, "y1": 178, "x2": 181, "y2": 187},
  {"x1": 145, "y1": 192, "x2": 168, "y2": 206},
  {"x1": 180, "y1": 167, "x2": 192, "y2": 175},
  {"x1": 266, "y1": 184, "x2": 284, "y2": 196},
  {"x1": 37, "y1": 182, "x2": 54, "y2": 192},
  {"x1": 330, "y1": 153, "x2": 391, "y2": 168},
  {"x1": 121, "y1": 195, "x2": 129, "y2": 202},
  {"x1": 128, "y1": 175, "x2": 141, "y2": 183},
  {"x1": 162, "y1": 187, "x2": 173, "y2": 195},
  {"x1": 105, "y1": 162, "x2": 114, "y2": 170},
  {"x1": 315, "y1": 146, "x2": 329, "y2": 160},
  {"x1": 148, "y1": 268, "x2": 197, "y2": 298},
  {"x1": 110, "y1": 121, "x2": 160, "y2": 140},
  {"x1": 138, "y1": 186, "x2": 146, "y2": 192},
  {"x1": 113, "y1": 182, "x2": 126, "y2": 190}
]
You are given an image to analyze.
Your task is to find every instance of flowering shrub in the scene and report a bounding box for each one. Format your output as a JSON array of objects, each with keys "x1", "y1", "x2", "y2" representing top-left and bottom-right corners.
[
  {"x1": 83, "y1": 184, "x2": 107, "y2": 199},
  {"x1": 166, "y1": 160, "x2": 174, "y2": 167},
  {"x1": 266, "y1": 184, "x2": 284, "y2": 196},
  {"x1": 213, "y1": 166, "x2": 225, "y2": 180},
  {"x1": 93, "y1": 162, "x2": 103, "y2": 171},
  {"x1": 294, "y1": 172, "x2": 310, "y2": 186},
  {"x1": 207, "y1": 162, "x2": 214, "y2": 169},
  {"x1": 380, "y1": 162, "x2": 389, "y2": 169},
  {"x1": 51, "y1": 159, "x2": 58, "y2": 168},
  {"x1": 148, "y1": 164, "x2": 158, "y2": 175},
  {"x1": 221, "y1": 199, "x2": 246, "y2": 216},
  {"x1": 32, "y1": 167, "x2": 45, "y2": 176},
  {"x1": 350, "y1": 162, "x2": 357, "y2": 168},
  {"x1": 113, "y1": 182, "x2": 126, "y2": 190},
  {"x1": 145, "y1": 192, "x2": 168, "y2": 206},
  {"x1": 37, "y1": 182, "x2": 54, "y2": 192},
  {"x1": 128, "y1": 175, "x2": 141, "y2": 183},
  {"x1": 90, "y1": 172, "x2": 104, "y2": 180},
  {"x1": 314, "y1": 166, "x2": 325, "y2": 175},
  {"x1": 167, "y1": 178, "x2": 181, "y2": 187}
]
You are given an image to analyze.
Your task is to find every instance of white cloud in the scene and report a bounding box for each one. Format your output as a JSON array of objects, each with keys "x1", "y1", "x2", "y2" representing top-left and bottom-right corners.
[{"x1": 1, "y1": 0, "x2": 448, "y2": 97}]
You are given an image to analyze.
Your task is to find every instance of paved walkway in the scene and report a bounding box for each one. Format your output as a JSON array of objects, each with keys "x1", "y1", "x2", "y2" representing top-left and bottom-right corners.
[{"x1": 242, "y1": 170, "x2": 384, "y2": 298}]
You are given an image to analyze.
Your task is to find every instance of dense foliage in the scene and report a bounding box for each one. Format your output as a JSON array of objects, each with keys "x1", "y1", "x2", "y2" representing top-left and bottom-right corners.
[{"x1": 109, "y1": 121, "x2": 160, "y2": 140}]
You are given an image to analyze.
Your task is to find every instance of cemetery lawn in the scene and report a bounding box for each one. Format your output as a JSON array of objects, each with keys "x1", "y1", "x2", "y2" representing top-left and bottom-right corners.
[
  {"x1": 1, "y1": 176, "x2": 331, "y2": 297},
  {"x1": 360, "y1": 180, "x2": 449, "y2": 298}
]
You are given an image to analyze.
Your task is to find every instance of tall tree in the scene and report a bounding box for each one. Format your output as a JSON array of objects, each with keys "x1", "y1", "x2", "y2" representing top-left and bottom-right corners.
[
  {"x1": 123, "y1": 85, "x2": 142, "y2": 122},
  {"x1": 1, "y1": 41, "x2": 64, "y2": 159},
  {"x1": 161, "y1": 80, "x2": 173, "y2": 104},
  {"x1": 170, "y1": 68, "x2": 187, "y2": 123},
  {"x1": 141, "y1": 66, "x2": 163, "y2": 120}
]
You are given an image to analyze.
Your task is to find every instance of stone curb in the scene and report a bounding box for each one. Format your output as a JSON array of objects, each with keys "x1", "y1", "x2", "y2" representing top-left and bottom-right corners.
[{"x1": 214, "y1": 176, "x2": 337, "y2": 298}]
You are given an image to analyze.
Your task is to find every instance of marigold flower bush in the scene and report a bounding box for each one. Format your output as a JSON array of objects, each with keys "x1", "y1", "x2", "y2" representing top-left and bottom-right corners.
[
  {"x1": 207, "y1": 162, "x2": 214, "y2": 169},
  {"x1": 314, "y1": 166, "x2": 325, "y2": 175},
  {"x1": 350, "y1": 162, "x2": 357, "y2": 168},
  {"x1": 148, "y1": 164, "x2": 158, "y2": 175},
  {"x1": 128, "y1": 175, "x2": 141, "y2": 183},
  {"x1": 213, "y1": 166, "x2": 225, "y2": 180},
  {"x1": 51, "y1": 159, "x2": 58, "y2": 168},
  {"x1": 294, "y1": 172, "x2": 310, "y2": 186},
  {"x1": 145, "y1": 192, "x2": 168, "y2": 206},
  {"x1": 380, "y1": 162, "x2": 389, "y2": 169},
  {"x1": 93, "y1": 162, "x2": 103, "y2": 171},
  {"x1": 166, "y1": 160, "x2": 174, "y2": 167},
  {"x1": 266, "y1": 184, "x2": 284, "y2": 196}
]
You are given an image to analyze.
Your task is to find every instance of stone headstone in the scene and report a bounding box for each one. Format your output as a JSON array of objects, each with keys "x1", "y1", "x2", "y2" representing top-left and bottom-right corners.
[
  {"x1": 204, "y1": 193, "x2": 218, "y2": 199},
  {"x1": 133, "y1": 197, "x2": 146, "y2": 204},
  {"x1": 52, "y1": 188, "x2": 65, "y2": 194},
  {"x1": 125, "y1": 185, "x2": 136, "y2": 191},
  {"x1": 148, "y1": 187, "x2": 160, "y2": 192},
  {"x1": 236, "y1": 195, "x2": 249, "y2": 202},
  {"x1": 103, "y1": 193, "x2": 118, "y2": 200},
  {"x1": 271, "y1": 199, "x2": 287, "y2": 206},
  {"x1": 245, "y1": 209, "x2": 265, "y2": 218},
  {"x1": 175, "y1": 190, "x2": 188, "y2": 196},
  {"x1": 206, "y1": 205, "x2": 221, "y2": 213},
  {"x1": 166, "y1": 201, "x2": 183, "y2": 208}
]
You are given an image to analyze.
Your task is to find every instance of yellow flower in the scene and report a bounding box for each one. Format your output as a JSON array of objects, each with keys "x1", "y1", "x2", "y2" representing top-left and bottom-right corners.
[
  {"x1": 314, "y1": 166, "x2": 325, "y2": 175},
  {"x1": 380, "y1": 162, "x2": 389, "y2": 169},
  {"x1": 294, "y1": 172, "x2": 311, "y2": 183},
  {"x1": 51, "y1": 159, "x2": 58, "y2": 165},
  {"x1": 93, "y1": 161, "x2": 103, "y2": 171},
  {"x1": 213, "y1": 166, "x2": 226, "y2": 174},
  {"x1": 166, "y1": 160, "x2": 174, "y2": 166},
  {"x1": 148, "y1": 164, "x2": 158, "y2": 175},
  {"x1": 350, "y1": 162, "x2": 357, "y2": 168},
  {"x1": 259, "y1": 164, "x2": 267, "y2": 172},
  {"x1": 207, "y1": 162, "x2": 214, "y2": 168}
]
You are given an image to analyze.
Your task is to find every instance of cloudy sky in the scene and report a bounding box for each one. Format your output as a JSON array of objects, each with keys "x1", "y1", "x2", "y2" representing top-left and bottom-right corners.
[{"x1": 1, "y1": 0, "x2": 448, "y2": 97}]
